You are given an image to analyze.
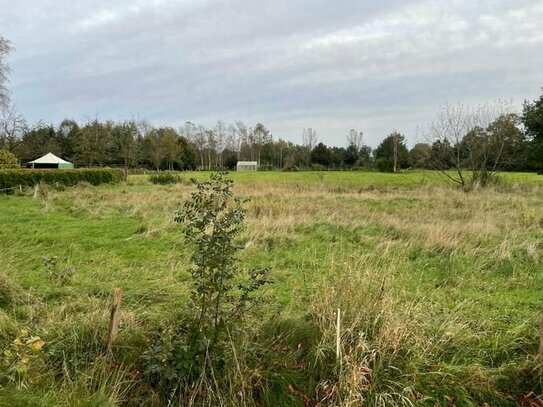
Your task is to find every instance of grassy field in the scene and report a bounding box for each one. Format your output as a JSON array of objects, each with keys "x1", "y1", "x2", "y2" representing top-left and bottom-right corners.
[{"x1": 0, "y1": 170, "x2": 542, "y2": 406}]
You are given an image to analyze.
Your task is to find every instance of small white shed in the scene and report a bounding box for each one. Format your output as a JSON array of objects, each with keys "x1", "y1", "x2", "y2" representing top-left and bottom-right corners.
[{"x1": 236, "y1": 161, "x2": 258, "y2": 171}]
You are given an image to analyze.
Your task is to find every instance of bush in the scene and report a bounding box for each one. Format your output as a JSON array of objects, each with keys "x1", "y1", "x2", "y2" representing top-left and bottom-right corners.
[
  {"x1": 0, "y1": 149, "x2": 19, "y2": 169},
  {"x1": 0, "y1": 169, "x2": 125, "y2": 192},
  {"x1": 142, "y1": 172, "x2": 271, "y2": 398},
  {"x1": 148, "y1": 173, "x2": 182, "y2": 185}
]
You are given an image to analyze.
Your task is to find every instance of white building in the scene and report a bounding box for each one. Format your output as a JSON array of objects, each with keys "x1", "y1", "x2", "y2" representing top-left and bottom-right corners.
[{"x1": 236, "y1": 161, "x2": 258, "y2": 171}]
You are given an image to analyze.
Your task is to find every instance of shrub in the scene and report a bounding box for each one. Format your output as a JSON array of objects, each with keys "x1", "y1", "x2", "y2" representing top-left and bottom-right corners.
[
  {"x1": 0, "y1": 169, "x2": 125, "y2": 192},
  {"x1": 148, "y1": 172, "x2": 182, "y2": 185},
  {"x1": 142, "y1": 172, "x2": 271, "y2": 397},
  {"x1": 0, "y1": 149, "x2": 19, "y2": 169}
]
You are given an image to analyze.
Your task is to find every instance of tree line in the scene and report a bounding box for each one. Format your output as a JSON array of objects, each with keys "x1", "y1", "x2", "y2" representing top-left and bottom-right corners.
[{"x1": 0, "y1": 98, "x2": 541, "y2": 173}]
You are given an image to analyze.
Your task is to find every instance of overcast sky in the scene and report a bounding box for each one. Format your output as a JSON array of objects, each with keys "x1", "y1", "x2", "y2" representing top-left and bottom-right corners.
[{"x1": 1, "y1": 0, "x2": 542, "y2": 147}]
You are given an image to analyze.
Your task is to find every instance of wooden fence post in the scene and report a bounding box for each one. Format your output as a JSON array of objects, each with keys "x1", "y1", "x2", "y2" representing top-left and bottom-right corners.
[
  {"x1": 107, "y1": 288, "x2": 123, "y2": 353},
  {"x1": 539, "y1": 317, "x2": 543, "y2": 364},
  {"x1": 336, "y1": 308, "x2": 341, "y2": 362}
]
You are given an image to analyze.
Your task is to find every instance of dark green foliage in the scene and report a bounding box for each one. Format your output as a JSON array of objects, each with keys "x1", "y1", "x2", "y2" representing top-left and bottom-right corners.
[
  {"x1": 0, "y1": 168, "x2": 124, "y2": 191},
  {"x1": 148, "y1": 172, "x2": 182, "y2": 184},
  {"x1": 374, "y1": 132, "x2": 409, "y2": 172},
  {"x1": 409, "y1": 143, "x2": 432, "y2": 168},
  {"x1": 522, "y1": 89, "x2": 543, "y2": 171},
  {"x1": 310, "y1": 142, "x2": 332, "y2": 167}
]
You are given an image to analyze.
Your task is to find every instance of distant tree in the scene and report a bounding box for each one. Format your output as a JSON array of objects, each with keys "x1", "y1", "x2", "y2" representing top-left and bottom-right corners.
[
  {"x1": 374, "y1": 132, "x2": 409, "y2": 172},
  {"x1": 141, "y1": 128, "x2": 161, "y2": 170},
  {"x1": 18, "y1": 123, "x2": 60, "y2": 162},
  {"x1": 302, "y1": 128, "x2": 318, "y2": 167},
  {"x1": 310, "y1": 142, "x2": 332, "y2": 167},
  {"x1": 0, "y1": 148, "x2": 18, "y2": 168},
  {"x1": 112, "y1": 121, "x2": 139, "y2": 171},
  {"x1": 346, "y1": 129, "x2": 363, "y2": 151},
  {"x1": 0, "y1": 35, "x2": 11, "y2": 108},
  {"x1": 427, "y1": 102, "x2": 515, "y2": 188},
  {"x1": 429, "y1": 138, "x2": 454, "y2": 170},
  {"x1": 160, "y1": 127, "x2": 182, "y2": 171},
  {"x1": 178, "y1": 135, "x2": 197, "y2": 170},
  {"x1": 222, "y1": 148, "x2": 238, "y2": 170},
  {"x1": 482, "y1": 113, "x2": 526, "y2": 171},
  {"x1": 343, "y1": 143, "x2": 359, "y2": 167},
  {"x1": 56, "y1": 118, "x2": 80, "y2": 162},
  {"x1": 76, "y1": 119, "x2": 113, "y2": 166},
  {"x1": 254, "y1": 123, "x2": 272, "y2": 165},
  {"x1": 358, "y1": 145, "x2": 373, "y2": 168},
  {"x1": 0, "y1": 105, "x2": 26, "y2": 152},
  {"x1": 522, "y1": 90, "x2": 543, "y2": 171},
  {"x1": 329, "y1": 146, "x2": 345, "y2": 168},
  {"x1": 409, "y1": 143, "x2": 432, "y2": 168}
]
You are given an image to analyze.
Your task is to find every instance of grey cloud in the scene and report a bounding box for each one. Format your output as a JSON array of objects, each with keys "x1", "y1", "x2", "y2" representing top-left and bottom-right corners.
[{"x1": 1, "y1": 0, "x2": 542, "y2": 147}]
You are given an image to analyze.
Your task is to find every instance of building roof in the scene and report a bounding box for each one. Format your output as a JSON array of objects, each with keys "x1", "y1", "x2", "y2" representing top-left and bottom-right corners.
[
  {"x1": 236, "y1": 161, "x2": 258, "y2": 165},
  {"x1": 28, "y1": 152, "x2": 72, "y2": 165}
]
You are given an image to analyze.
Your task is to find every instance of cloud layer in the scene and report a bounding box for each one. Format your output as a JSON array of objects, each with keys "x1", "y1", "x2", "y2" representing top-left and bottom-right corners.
[{"x1": 1, "y1": 0, "x2": 542, "y2": 146}]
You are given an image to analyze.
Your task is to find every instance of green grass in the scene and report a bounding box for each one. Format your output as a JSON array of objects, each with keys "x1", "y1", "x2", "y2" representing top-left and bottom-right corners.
[{"x1": 0, "y1": 171, "x2": 542, "y2": 406}]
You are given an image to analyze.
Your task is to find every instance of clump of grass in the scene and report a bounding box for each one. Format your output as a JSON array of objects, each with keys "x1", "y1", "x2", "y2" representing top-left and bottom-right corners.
[
  {"x1": 0, "y1": 273, "x2": 25, "y2": 309},
  {"x1": 148, "y1": 172, "x2": 183, "y2": 185}
]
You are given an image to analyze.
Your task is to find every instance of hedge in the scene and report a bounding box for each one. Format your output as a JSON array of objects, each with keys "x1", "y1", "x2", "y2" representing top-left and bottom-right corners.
[{"x1": 0, "y1": 169, "x2": 125, "y2": 191}]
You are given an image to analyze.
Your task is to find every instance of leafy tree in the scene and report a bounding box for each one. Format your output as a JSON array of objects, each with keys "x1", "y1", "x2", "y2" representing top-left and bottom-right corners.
[
  {"x1": 310, "y1": 142, "x2": 332, "y2": 167},
  {"x1": 374, "y1": 132, "x2": 409, "y2": 172},
  {"x1": 409, "y1": 143, "x2": 431, "y2": 168},
  {"x1": 522, "y1": 90, "x2": 543, "y2": 171},
  {"x1": 483, "y1": 113, "x2": 526, "y2": 171},
  {"x1": 76, "y1": 119, "x2": 113, "y2": 166},
  {"x1": 343, "y1": 143, "x2": 359, "y2": 167},
  {"x1": 0, "y1": 148, "x2": 18, "y2": 168},
  {"x1": 178, "y1": 134, "x2": 197, "y2": 170},
  {"x1": 17, "y1": 123, "x2": 59, "y2": 162},
  {"x1": 429, "y1": 138, "x2": 454, "y2": 170},
  {"x1": 221, "y1": 148, "x2": 238, "y2": 170},
  {"x1": 357, "y1": 145, "x2": 373, "y2": 168},
  {"x1": 56, "y1": 119, "x2": 80, "y2": 162},
  {"x1": 142, "y1": 128, "x2": 163, "y2": 170},
  {"x1": 111, "y1": 121, "x2": 138, "y2": 171}
]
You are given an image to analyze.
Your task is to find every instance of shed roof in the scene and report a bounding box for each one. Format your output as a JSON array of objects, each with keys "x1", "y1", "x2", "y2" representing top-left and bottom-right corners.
[
  {"x1": 236, "y1": 161, "x2": 258, "y2": 166},
  {"x1": 28, "y1": 152, "x2": 72, "y2": 165}
]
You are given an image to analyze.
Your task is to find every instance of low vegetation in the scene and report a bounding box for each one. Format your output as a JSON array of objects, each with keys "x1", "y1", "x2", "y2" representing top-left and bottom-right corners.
[
  {"x1": 0, "y1": 168, "x2": 125, "y2": 192},
  {"x1": 0, "y1": 171, "x2": 542, "y2": 406}
]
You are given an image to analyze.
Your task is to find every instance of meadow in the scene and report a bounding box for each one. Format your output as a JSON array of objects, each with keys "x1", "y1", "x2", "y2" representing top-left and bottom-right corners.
[{"x1": 0, "y1": 170, "x2": 542, "y2": 406}]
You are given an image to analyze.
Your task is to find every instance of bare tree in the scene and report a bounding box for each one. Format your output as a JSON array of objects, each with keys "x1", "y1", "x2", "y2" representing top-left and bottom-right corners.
[
  {"x1": 302, "y1": 128, "x2": 318, "y2": 167},
  {"x1": 214, "y1": 120, "x2": 226, "y2": 168},
  {"x1": 206, "y1": 129, "x2": 217, "y2": 170},
  {"x1": 186, "y1": 122, "x2": 206, "y2": 169},
  {"x1": 347, "y1": 129, "x2": 363, "y2": 151},
  {"x1": 427, "y1": 101, "x2": 514, "y2": 189},
  {"x1": 0, "y1": 35, "x2": 12, "y2": 108},
  {"x1": 0, "y1": 105, "x2": 26, "y2": 152}
]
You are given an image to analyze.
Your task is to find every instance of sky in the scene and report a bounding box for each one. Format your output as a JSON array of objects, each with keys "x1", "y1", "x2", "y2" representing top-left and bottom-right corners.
[{"x1": 0, "y1": 0, "x2": 542, "y2": 147}]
